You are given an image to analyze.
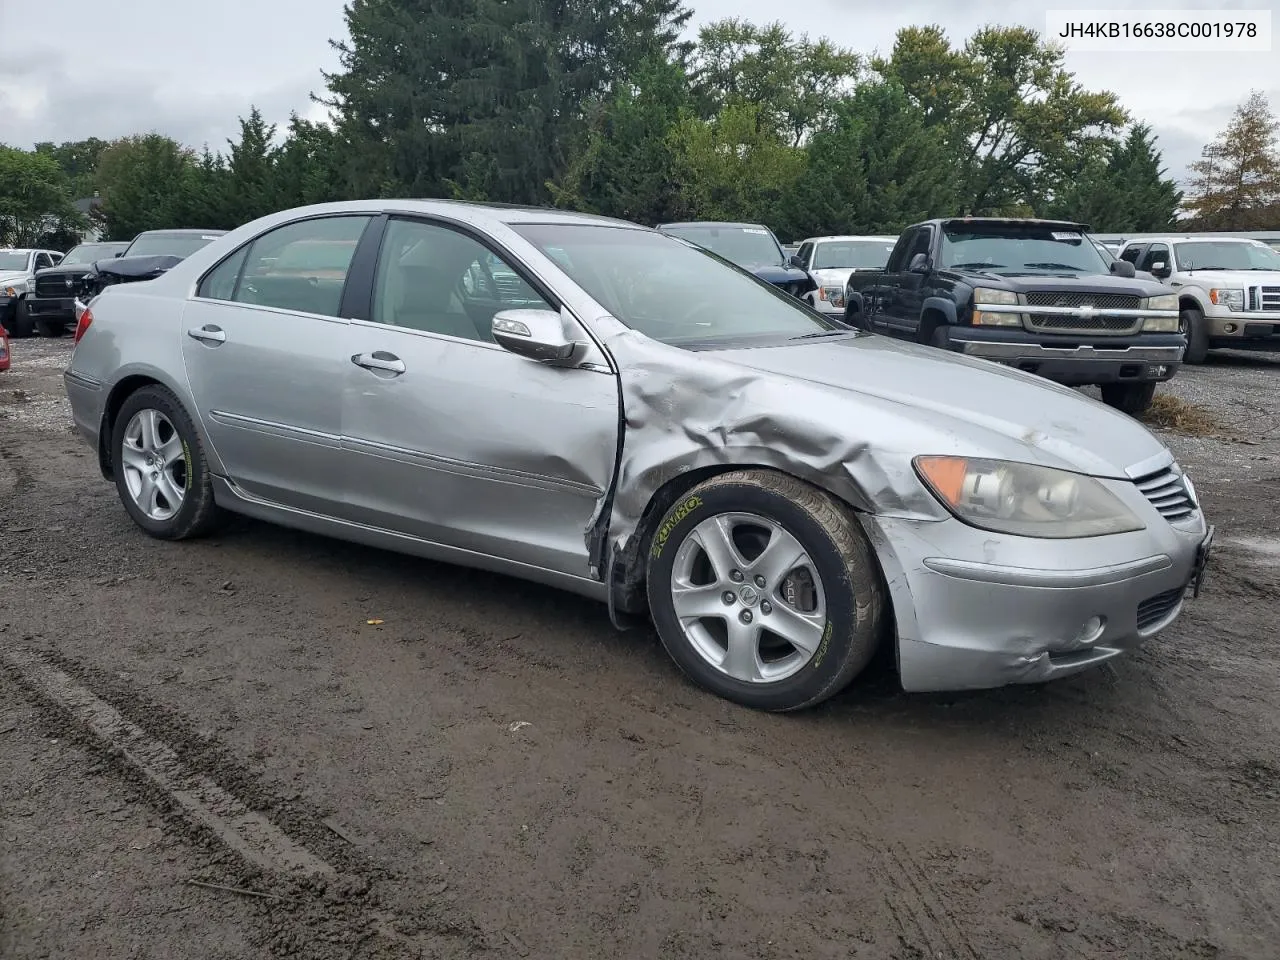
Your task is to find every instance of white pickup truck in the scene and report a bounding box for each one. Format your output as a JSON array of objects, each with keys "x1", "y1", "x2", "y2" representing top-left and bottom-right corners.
[
  {"x1": 0, "y1": 248, "x2": 65, "y2": 338},
  {"x1": 1118, "y1": 236, "x2": 1280, "y2": 363}
]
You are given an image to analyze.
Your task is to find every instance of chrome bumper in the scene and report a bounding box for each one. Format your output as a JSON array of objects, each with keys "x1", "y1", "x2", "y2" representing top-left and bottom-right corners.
[{"x1": 955, "y1": 341, "x2": 1185, "y2": 362}]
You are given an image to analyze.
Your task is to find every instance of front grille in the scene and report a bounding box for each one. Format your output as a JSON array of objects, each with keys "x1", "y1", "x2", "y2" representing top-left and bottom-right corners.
[
  {"x1": 1024, "y1": 292, "x2": 1141, "y2": 310},
  {"x1": 1259, "y1": 285, "x2": 1280, "y2": 312},
  {"x1": 35, "y1": 274, "x2": 80, "y2": 298},
  {"x1": 1023, "y1": 291, "x2": 1142, "y2": 335},
  {"x1": 1137, "y1": 588, "x2": 1183, "y2": 630},
  {"x1": 1132, "y1": 466, "x2": 1197, "y2": 521}
]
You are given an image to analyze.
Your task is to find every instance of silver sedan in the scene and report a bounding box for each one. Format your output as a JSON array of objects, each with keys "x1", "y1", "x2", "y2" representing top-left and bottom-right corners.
[{"x1": 63, "y1": 201, "x2": 1214, "y2": 711}]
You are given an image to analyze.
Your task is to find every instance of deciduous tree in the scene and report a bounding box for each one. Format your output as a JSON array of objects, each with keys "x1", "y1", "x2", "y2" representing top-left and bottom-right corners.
[{"x1": 1184, "y1": 91, "x2": 1280, "y2": 230}]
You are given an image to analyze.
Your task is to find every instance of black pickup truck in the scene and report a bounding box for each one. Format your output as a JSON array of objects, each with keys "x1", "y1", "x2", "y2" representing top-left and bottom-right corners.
[{"x1": 844, "y1": 218, "x2": 1186, "y2": 415}]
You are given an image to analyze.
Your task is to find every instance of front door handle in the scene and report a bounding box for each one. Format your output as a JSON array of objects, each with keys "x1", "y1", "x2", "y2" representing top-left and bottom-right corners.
[
  {"x1": 187, "y1": 325, "x2": 226, "y2": 344},
  {"x1": 351, "y1": 351, "x2": 406, "y2": 375}
]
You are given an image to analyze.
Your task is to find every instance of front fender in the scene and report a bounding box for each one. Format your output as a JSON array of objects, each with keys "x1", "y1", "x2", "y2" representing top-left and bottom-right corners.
[{"x1": 921, "y1": 296, "x2": 958, "y2": 324}]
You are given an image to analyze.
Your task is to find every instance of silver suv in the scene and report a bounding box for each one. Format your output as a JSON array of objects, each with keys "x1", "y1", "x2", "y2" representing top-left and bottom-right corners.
[{"x1": 1118, "y1": 236, "x2": 1280, "y2": 363}]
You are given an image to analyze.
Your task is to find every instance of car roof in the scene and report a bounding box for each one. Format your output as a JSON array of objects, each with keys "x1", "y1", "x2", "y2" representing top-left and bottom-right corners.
[
  {"x1": 933, "y1": 217, "x2": 1091, "y2": 232},
  {"x1": 133, "y1": 229, "x2": 228, "y2": 237},
  {"x1": 1120, "y1": 236, "x2": 1267, "y2": 246},
  {"x1": 657, "y1": 221, "x2": 771, "y2": 230}
]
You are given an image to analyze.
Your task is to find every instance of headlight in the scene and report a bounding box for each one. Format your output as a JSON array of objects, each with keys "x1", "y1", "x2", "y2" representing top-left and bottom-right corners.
[
  {"x1": 973, "y1": 287, "x2": 1018, "y2": 305},
  {"x1": 2, "y1": 286, "x2": 17, "y2": 298},
  {"x1": 1143, "y1": 316, "x2": 1181, "y2": 332},
  {"x1": 914, "y1": 456, "x2": 1145, "y2": 538},
  {"x1": 1146, "y1": 294, "x2": 1178, "y2": 311},
  {"x1": 820, "y1": 285, "x2": 845, "y2": 308},
  {"x1": 1208, "y1": 288, "x2": 1244, "y2": 311}
]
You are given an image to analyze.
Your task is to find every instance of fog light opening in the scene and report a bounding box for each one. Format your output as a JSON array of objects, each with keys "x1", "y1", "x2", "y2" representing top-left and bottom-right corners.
[
  {"x1": 1225, "y1": 323, "x2": 1238, "y2": 333},
  {"x1": 1151, "y1": 364, "x2": 1168, "y2": 377},
  {"x1": 1073, "y1": 616, "x2": 1106, "y2": 646}
]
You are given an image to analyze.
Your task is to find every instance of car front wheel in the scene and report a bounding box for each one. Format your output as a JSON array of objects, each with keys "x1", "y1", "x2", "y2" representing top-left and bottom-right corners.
[
  {"x1": 645, "y1": 469, "x2": 885, "y2": 712},
  {"x1": 111, "y1": 385, "x2": 223, "y2": 540}
]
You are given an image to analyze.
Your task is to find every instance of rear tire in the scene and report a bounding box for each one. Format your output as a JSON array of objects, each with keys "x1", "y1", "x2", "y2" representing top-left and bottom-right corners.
[
  {"x1": 1100, "y1": 381, "x2": 1157, "y2": 417},
  {"x1": 111, "y1": 385, "x2": 224, "y2": 540},
  {"x1": 35, "y1": 319, "x2": 66, "y2": 338},
  {"x1": 645, "y1": 469, "x2": 884, "y2": 712},
  {"x1": 1181, "y1": 306, "x2": 1209, "y2": 364}
]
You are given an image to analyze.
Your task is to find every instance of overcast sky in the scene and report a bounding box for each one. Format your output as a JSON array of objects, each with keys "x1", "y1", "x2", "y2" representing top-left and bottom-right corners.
[{"x1": 1, "y1": 0, "x2": 1275, "y2": 192}]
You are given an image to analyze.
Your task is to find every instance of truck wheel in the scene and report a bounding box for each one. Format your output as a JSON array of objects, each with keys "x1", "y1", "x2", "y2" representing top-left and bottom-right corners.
[
  {"x1": 1181, "y1": 306, "x2": 1209, "y2": 364},
  {"x1": 929, "y1": 326, "x2": 952, "y2": 350},
  {"x1": 1100, "y1": 382, "x2": 1157, "y2": 417},
  {"x1": 35, "y1": 319, "x2": 65, "y2": 338},
  {"x1": 9, "y1": 298, "x2": 34, "y2": 338}
]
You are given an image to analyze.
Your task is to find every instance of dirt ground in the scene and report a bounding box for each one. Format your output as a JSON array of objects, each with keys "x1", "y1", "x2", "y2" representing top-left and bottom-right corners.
[{"x1": 2, "y1": 335, "x2": 1278, "y2": 960}]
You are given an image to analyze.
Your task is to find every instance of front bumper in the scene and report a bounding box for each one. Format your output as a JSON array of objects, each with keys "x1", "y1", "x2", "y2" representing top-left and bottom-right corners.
[
  {"x1": 1206, "y1": 310, "x2": 1280, "y2": 347},
  {"x1": 861, "y1": 487, "x2": 1210, "y2": 693},
  {"x1": 25, "y1": 295, "x2": 77, "y2": 324},
  {"x1": 940, "y1": 327, "x2": 1183, "y2": 385}
]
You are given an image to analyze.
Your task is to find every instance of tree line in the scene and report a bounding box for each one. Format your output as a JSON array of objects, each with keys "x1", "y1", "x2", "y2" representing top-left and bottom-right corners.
[{"x1": 3, "y1": 0, "x2": 1279, "y2": 249}]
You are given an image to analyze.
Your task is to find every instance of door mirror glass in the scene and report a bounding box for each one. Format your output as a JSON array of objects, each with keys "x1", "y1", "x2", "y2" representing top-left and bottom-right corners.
[
  {"x1": 1110, "y1": 259, "x2": 1137, "y2": 278},
  {"x1": 492, "y1": 308, "x2": 582, "y2": 364}
]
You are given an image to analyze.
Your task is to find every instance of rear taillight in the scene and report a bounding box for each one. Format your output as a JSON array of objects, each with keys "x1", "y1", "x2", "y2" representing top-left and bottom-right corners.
[{"x1": 73, "y1": 306, "x2": 94, "y2": 343}]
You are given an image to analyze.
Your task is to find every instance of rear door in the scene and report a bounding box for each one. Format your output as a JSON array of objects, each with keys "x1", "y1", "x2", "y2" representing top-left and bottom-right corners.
[
  {"x1": 340, "y1": 215, "x2": 619, "y2": 578},
  {"x1": 181, "y1": 213, "x2": 376, "y2": 515}
]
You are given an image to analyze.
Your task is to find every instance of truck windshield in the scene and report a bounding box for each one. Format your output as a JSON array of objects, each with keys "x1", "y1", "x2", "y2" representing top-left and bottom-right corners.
[
  {"x1": 940, "y1": 225, "x2": 1111, "y2": 274},
  {"x1": 661, "y1": 225, "x2": 785, "y2": 269},
  {"x1": 1174, "y1": 241, "x2": 1280, "y2": 271},
  {"x1": 812, "y1": 241, "x2": 894, "y2": 270},
  {"x1": 0, "y1": 252, "x2": 31, "y2": 271},
  {"x1": 124, "y1": 233, "x2": 222, "y2": 259},
  {"x1": 60, "y1": 244, "x2": 126, "y2": 265}
]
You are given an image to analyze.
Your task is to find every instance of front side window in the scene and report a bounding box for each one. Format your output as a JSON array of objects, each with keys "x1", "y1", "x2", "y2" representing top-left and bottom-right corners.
[
  {"x1": 225, "y1": 216, "x2": 371, "y2": 317},
  {"x1": 514, "y1": 223, "x2": 840, "y2": 349},
  {"x1": 1138, "y1": 244, "x2": 1169, "y2": 272},
  {"x1": 939, "y1": 224, "x2": 1110, "y2": 274},
  {"x1": 370, "y1": 218, "x2": 553, "y2": 343},
  {"x1": 1173, "y1": 241, "x2": 1280, "y2": 271}
]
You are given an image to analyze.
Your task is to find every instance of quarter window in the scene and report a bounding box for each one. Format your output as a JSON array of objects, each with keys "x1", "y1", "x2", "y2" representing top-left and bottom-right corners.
[
  {"x1": 209, "y1": 216, "x2": 371, "y2": 317},
  {"x1": 369, "y1": 218, "x2": 553, "y2": 343},
  {"x1": 1119, "y1": 245, "x2": 1143, "y2": 264}
]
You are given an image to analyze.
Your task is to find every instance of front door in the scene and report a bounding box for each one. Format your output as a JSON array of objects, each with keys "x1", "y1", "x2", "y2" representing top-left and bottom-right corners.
[
  {"x1": 341, "y1": 216, "x2": 620, "y2": 578},
  {"x1": 181, "y1": 213, "x2": 375, "y2": 515}
]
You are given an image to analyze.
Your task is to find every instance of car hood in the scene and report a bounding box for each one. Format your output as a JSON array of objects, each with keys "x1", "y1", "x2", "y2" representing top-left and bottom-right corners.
[
  {"x1": 943, "y1": 270, "x2": 1168, "y2": 298},
  {"x1": 710, "y1": 333, "x2": 1167, "y2": 478},
  {"x1": 1179, "y1": 269, "x2": 1280, "y2": 285},
  {"x1": 748, "y1": 263, "x2": 817, "y2": 290},
  {"x1": 94, "y1": 254, "x2": 185, "y2": 280},
  {"x1": 0, "y1": 271, "x2": 29, "y2": 285},
  {"x1": 34, "y1": 263, "x2": 93, "y2": 278}
]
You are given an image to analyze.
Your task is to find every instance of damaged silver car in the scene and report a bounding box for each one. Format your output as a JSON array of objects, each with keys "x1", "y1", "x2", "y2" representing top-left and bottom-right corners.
[{"x1": 63, "y1": 201, "x2": 1214, "y2": 711}]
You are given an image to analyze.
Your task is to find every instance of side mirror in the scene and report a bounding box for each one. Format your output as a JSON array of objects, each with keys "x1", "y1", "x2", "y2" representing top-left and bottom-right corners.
[
  {"x1": 1110, "y1": 259, "x2": 1136, "y2": 278},
  {"x1": 492, "y1": 308, "x2": 582, "y2": 364},
  {"x1": 114, "y1": 251, "x2": 125, "y2": 257},
  {"x1": 907, "y1": 253, "x2": 931, "y2": 274},
  {"x1": 1150, "y1": 261, "x2": 1171, "y2": 279},
  {"x1": 788, "y1": 254, "x2": 805, "y2": 269}
]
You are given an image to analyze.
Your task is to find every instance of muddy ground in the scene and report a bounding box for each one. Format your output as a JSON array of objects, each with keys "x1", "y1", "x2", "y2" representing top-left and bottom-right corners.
[{"x1": 2, "y1": 335, "x2": 1278, "y2": 960}]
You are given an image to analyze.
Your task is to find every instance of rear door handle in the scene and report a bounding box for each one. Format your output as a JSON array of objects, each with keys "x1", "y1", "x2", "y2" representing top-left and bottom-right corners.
[
  {"x1": 187, "y1": 325, "x2": 226, "y2": 344},
  {"x1": 351, "y1": 351, "x2": 406, "y2": 375}
]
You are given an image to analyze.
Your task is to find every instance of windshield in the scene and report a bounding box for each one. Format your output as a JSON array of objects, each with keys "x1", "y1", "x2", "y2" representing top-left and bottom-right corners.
[
  {"x1": 812, "y1": 240, "x2": 894, "y2": 270},
  {"x1": 60, "y1": 243, "x2": 126, "y2": 266},
  {"x1": 0, "y1": 251, "x2": 31, "y2": 271},
  {"x1": 940, "y1": 225, "x2": 1111, "y2": 274},
  {"x1": 660, "y1": 225, "x2": 784, "y2": 269},
  {"x1": 513, "y1": 224, "x2": 839, "y2": 348},
  {"x1": 1174, "y1": 241, "x2": 1280, "y2": 271},
  {"x1": 124, "y1": 233, "x2": 222, "y2": 259}
]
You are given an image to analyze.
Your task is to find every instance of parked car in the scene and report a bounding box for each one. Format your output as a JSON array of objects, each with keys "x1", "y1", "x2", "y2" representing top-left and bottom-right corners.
[
  {"x1": 656, "y1": 221, "x2": 816, "y2": 299},
  {"x1": 1117, "y1": 236, "x2": 1280, "y2": 363},
  {"x1": 845, "y1": 218, "x2": 1185, "y2": 416},
  {"x1": 26, "y1": 241, "x2": 131, "y2": 337},
  {"x1": 64, "y1": 200, "x2": 1213, "y2": 712},
  {"x1": 793, "y1": 235, "x2": 897, "y2": 316},
  {"x1": 0, "y1": 248, "x2": 65, "y2": 337},
  {"x1": 0, "y1": 327, "x2": 10, "y2": 373}
]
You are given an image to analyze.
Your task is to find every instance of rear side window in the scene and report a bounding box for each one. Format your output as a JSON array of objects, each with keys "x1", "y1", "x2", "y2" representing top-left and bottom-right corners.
[
  {"x1": 1119, "y1": 245, "x2": 1144, "y2": 264},
  {"x1": 203, "y1": 216, "x2": 372, "y2": 317}
]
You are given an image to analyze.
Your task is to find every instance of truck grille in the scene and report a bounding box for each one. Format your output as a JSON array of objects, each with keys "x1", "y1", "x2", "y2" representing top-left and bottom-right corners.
[
  {"x1": 1023, "y1": 292, "x2": 1142, "y2": 335},
  {"x1": 35, "y1": 274, "x2": 81, "y2": 298},
  {"x1": 1137, "y1": 588, "x2": 1183, "y2": 631},
  {"x1": 1255, "y1": 285, "x2": 1280, "y2": 312},
  {"x1": 1132, "y1": 466, "x2": 1197, "y2": 522}
]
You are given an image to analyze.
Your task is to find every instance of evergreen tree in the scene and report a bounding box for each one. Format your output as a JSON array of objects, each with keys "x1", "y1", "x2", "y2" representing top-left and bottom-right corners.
[{"x1": 1050, "y1": 124, "x2": 1181, "y2": 231}]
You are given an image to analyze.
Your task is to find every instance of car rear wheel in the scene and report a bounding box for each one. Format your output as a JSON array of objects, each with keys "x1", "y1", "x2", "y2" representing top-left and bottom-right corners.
[
  {"x1": 1100, "y1": 381, "x2": 1157, "y2": 417},
  {"x1": 645, "y1": 469, "x2": 884, "y2": 712},
  {"x1": 111, "y1": 385, "x2": 223, "y2": 540}
]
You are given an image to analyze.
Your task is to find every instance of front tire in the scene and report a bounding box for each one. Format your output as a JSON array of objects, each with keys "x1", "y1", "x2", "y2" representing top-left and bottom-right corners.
[
  {"x1": 1100, "y1": 381, "x2": 1157, "y2": 417},
  {"x1": 35, "y1": 318, "x2": 66, "y2": 337},
  {"x1": 9, "y1": 298, "x2": 34, "y2": 338},
  {"x1": 110, "y1": 385, "x2": 223, "y2": 540},
  {"x1": 645, "y1": 469, "x2": 885, "y2": 712},
  {"x1": 1181, "y1": 306, "x2": 1209, "y2": 364}
]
